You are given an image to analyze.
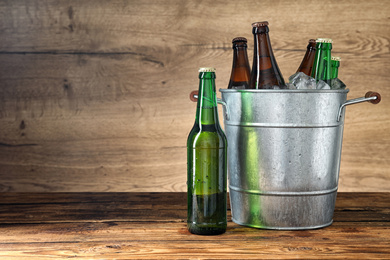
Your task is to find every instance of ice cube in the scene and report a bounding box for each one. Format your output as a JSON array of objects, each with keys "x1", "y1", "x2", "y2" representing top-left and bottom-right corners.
[
  {"x1": 331, "y1": 78, "x2": 346, "y2": 89},
  {"x1": 288, "y1": 72, "x2": 299, "y2": 83},
  {"x1": 288, "y1": 72, "x2": 316, "y2": 90},
  {"x1": 286, "y1": 82, "x2": 297, "y2": 90},
  {"x1": 316, "y1": 80, "x2": 331, "y2": 90}
]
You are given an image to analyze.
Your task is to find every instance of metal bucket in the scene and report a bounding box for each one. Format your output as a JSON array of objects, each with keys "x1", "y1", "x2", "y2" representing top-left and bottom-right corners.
[{"x1": 218, "y1": 89, "x2": 380, "y2": 230}]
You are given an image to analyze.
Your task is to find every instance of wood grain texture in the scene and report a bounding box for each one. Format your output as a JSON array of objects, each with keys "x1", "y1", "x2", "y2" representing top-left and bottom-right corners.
[
  {"x1": 0, "y1": 0, "x2": 389, "y2": 191},
  {"x1": 0, "y1": 192, "x2": 389, "y2": 259}
]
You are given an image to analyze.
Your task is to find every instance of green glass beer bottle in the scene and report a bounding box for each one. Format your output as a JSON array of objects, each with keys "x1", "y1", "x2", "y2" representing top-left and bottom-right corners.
[
  {"x1": 311, "y1": 38, "x2": 333, "y2": 86},
  {"x1": 296, "y1": 39, "x2": 317, "y2": 76},
  {"x1": 249, "y1": 21, "x2": 286, "y2": 89},
  {"x1": 187, "y1": 67, "x2": 227, "y2": 235},
  {"x1": 228, "y1": 37, "x2": 251, "y2": 89},
  {"x1": 331, "y1": 56, "x2": 341, "y2": 79},
  {"x1": 330, "y1": 56, "x2": 346, "y2": 89}
]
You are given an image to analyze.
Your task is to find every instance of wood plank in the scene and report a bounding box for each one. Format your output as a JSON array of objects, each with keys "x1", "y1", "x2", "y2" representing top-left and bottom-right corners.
[
  {"x1": 1, "y1": 221, "x2": 390, "y2": 242},
  {"x1": 0, "y1": 0, "x2": 389, "y2": 192},
  {"x1": 0, "y1": 203, "x2": 388, "y2": 224},
  {"x1": 0, "y1": 192, "x2": 189, "y2": 204},
  {"x1": 0, "y1": 0, "x2": 389, "y2": 54},
  {"x1": 2, "y1": 192, "x2": 387, "y2": 206},
  {"x1": 0, "y1": 53, "x2": 388, "y2": 192},
  {"x1": 0, "y1": 52, "x2": 190, "y2": 192},
  {"x1": 0, "y1": 192, "x2": 388, "y2": 259},
  {"x1": 1, "y1": 192, "x2": 389, "y2": 208},
  {"x1": 0, "y1": 241, "x2": 388, "y2": 259},
  {"x1": 0, "y1": 224, "x2": 389, "y2": 255},
  {"x1": 0, "y1": 193, "x2": 388, "y2": 224}
]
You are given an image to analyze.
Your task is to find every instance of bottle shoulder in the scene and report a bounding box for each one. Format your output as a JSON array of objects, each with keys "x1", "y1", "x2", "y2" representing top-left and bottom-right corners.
[{"x1": 187, "y1": 123, "x2": 227, "y2": 149}]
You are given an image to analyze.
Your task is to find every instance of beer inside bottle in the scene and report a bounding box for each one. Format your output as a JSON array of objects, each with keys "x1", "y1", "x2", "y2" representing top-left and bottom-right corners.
[
  {"x1": 187, "y1": 67, "x2": 227, "y2": 235},
  {"x1": 228, "y1": 37, "x2": 251, "y2": 89},
  {"x1": 311, "y1": 38, "x2": 333, "y2": 86},
  {"x1": 249, "y1": 21, "x2": 286, "y2": 89},
  {"x1": 296, "y1": 39, "x2": 317, "y2": 76}
]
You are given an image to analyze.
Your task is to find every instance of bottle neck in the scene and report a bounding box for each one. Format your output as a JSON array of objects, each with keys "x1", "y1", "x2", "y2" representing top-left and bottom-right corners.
[
  {"x1": 331, "y1": 60, "x2": 340, "y2": 79},
  {"x1": 195, "y1": 72, "x2": 219, "y2": 127},
  {"x1": 229, "y1": 44, "x2": 250, "y2": 89},
  {"x1": 311, "y1": 42, "x2": 332, "y2": 85},
  {"x1": 297, "y1": 41, "x2": 316, "y2": 76},
  {"x1": 250, "y1": 28, "x2": 285, "y2": 89}
]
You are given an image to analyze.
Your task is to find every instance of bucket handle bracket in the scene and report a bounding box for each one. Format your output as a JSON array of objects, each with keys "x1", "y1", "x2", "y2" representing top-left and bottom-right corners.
[
  {"x1": 190, "y1": 90, "x2": 230, "y2": 120},
  {"x1": 337, "y1": 91, "x2": 381, "y2": 121}
]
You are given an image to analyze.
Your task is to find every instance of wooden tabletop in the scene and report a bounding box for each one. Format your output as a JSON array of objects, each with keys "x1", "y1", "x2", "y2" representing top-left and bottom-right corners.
[{"x1": 0, "y1": 192, "x2": 389, "y2": 259}]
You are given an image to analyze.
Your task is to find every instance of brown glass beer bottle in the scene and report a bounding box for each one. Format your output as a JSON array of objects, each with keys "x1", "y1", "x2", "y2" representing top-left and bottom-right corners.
[
  {"x1": 296, "y1": 39, "x2": 316, "y2": 76},
  {"x1": 249, "y1": 21, "x2": 286, "y2": 89},
  {"x1": 228, "y1": 37, "x2": 251, "y2": 89}
]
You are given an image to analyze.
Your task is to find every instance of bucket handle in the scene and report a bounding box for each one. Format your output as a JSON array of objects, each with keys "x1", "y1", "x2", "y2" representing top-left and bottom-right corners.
[
  {"x1": 189, "y1": 90, "x2": 230, "y2": 120},
  {"x1": 337, "y1": 91, "x2": 381, "y2": 121}
]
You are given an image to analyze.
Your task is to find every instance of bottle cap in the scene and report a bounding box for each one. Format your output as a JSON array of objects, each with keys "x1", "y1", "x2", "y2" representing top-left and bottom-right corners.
[
  {"x1": 309, "y1": 39, "x2": 316, "y2": 43},
  {"x1": 252, "y1": 21, "x2": 269, "y2": 27},
  {"x1": 232, "y1": 37, "x2": 247, "y2": 43},
  {"x1": 199, "y1": 67, "x2": 216, "y2": 73},
  {"x1": 331, "y1": 56, "x2": 341, "y2": 61},
  {"x1": 316, "y1": 38, "x2": 333, "y2": 43}
]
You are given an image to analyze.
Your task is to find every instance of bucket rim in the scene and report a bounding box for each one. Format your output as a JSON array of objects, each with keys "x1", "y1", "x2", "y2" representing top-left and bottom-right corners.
[{"x1": 220, "y1": 88, "x2": 350, "y2": 94}]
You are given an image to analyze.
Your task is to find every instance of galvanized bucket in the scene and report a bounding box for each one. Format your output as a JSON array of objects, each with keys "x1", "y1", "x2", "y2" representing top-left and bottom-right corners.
[{"x1": 218, "y1": 89, "x2": 380, "y2": 230}]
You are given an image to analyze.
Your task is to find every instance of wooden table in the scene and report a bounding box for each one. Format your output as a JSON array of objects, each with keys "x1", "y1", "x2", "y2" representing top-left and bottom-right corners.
[{"x1": 0, "y1": 192, "x2": 389, "y2": 259}]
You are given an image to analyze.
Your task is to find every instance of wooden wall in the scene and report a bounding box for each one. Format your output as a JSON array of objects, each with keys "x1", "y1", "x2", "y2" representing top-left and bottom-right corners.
[{"x1": 0, "y1": 0, "x2": 389, "y2": 192}]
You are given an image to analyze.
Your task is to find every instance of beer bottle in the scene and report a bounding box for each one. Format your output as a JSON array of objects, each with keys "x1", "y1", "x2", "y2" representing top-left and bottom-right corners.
[
  {"x1": 311, "y1": 38, "x2": 333, "y2": 86},
  {"x1": 228, "y1": 37, "x2": 251, "y2": 89},
  {"x1": 249, "y1": 21, "x2": 286, "y2": 89},
  {"x1": 330, "y1": 56, "x2": 346, "y2": 89},
  {"x1": 331, "y1": 56, "x2": 341, "y2": 79},
  {"x1": 187, "y1": 67, "x2": 227, "y2": 235},
  {"x1": 296, "y1": 39, "x2": 317, "y2": 76}
]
